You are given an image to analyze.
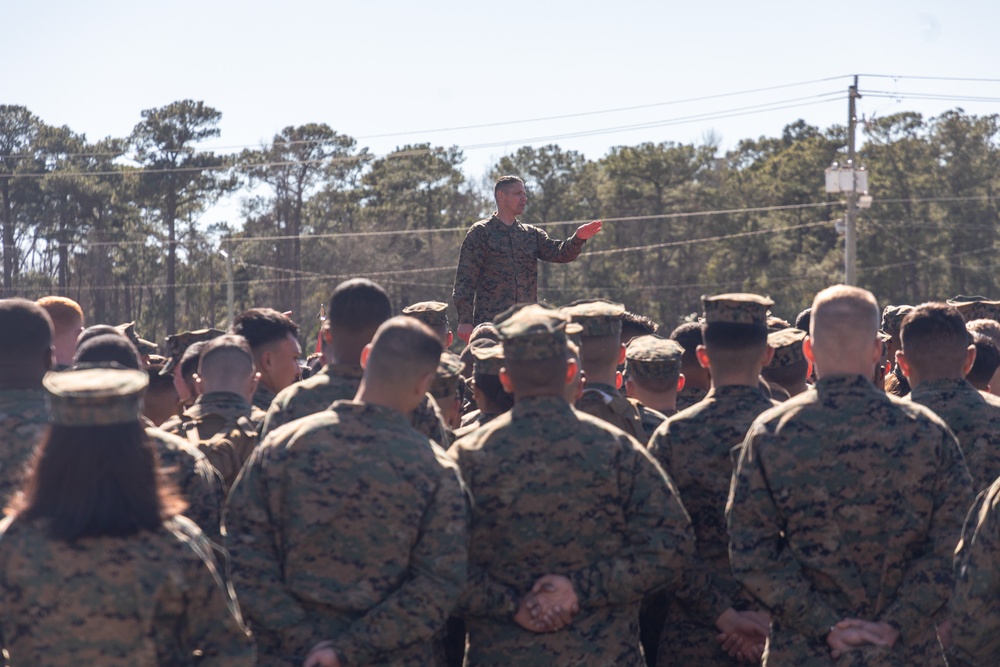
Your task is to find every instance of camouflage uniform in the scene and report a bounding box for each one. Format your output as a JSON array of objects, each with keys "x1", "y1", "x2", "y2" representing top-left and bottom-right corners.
[
  {"x1": 453, "y1": 215, "x2": 586, "y2": 325},
  {"x1": 948, "y1": 295, "x2": 1000, "y2": 323},
  {"x1": 252, "y1": 384, "x2": 278, "y2": 412},
  {"x1": 0, "y1": 513, "x2": 252, "y2": 666},
  {"x1": 0, "y1": 388, "x2": 48, "y2": 507},
  {"x1": 226, "y1": 400, "x2": 468, "y2": 666},
  {"x1": 146, "y1": 424, "x2": 225, "y2": 542},
  {"x1": 411, "y1": 393, "x2": 452, "y2": 449},
  {"x1": 159, "y1": 328, "x2": 226, "y2": 376},
  {"x1": 728, "y1": 374, "x2": 975, "y2": 666},
  {"x1": 449, "y1": 304, "x2": 699, "y2": 667},
  {"x1": 908, "y1": 378, "x2": 1000, "y2": 492},
  {"x1": 625, "y1": 335, "x2": 684, "y2": 442},
  {"x1": 881, "y1": 306, "x2": 913, "y2": 397},
  {"x1": 258, "y1": 364, "x2": 365, "y2": 440},
  {"x1": 675, "y1": 385, "x2": 708, "y2": 411},
  {"x1": 647, "y1": 384, "x2": 775, "y2": 664},
  {"x1": 950, "y1": 476, "x2": 1000, "y2": 666}
]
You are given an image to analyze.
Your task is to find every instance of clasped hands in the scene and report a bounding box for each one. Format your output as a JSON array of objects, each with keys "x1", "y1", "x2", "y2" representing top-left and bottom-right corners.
[
  {"x1": 512, "y1": 574, "x2": 579, "y2": 632},
  {"x1": 827, "y1": 618, "x2": 900, "y2": 659}
]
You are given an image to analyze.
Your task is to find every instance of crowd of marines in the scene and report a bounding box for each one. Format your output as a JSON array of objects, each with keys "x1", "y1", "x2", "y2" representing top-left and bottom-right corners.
[{"x1": 1, "y1": 175, "x2": 1000, "y2": 666}]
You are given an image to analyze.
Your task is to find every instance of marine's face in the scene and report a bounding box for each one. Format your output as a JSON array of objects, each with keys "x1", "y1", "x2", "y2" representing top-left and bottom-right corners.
[{"x1": 497, "y1": 182, "x2": 527, "y2": 216}]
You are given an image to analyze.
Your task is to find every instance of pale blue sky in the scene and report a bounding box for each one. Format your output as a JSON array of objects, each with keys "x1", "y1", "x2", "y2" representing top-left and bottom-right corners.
[{"x1": 5, "y1": 0, "x2": 998, "y2": 222}]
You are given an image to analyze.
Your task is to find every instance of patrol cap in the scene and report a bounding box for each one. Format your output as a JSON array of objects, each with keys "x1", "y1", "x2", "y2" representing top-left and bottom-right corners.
[
  {"x1": 767, "y1": 328, "x2": 808, "y2": 369},
  {"x1": 625, "y1": 335, "x2": 683, "y2": 380},
  {"x1": 44, "y1": 365, "x2": 148, "y2": 426},
  {"x1": 702, "y1": 293, "x2": 773, "y2": 327},
  {"x1": 430, "y1": 351, "x2": 465, "y2": 398},
  {"x1": 946, "y1": 296, "x2": 1000, "y2": 323},
  {"x1": 159, "y1": 328, "x2": 225, "y2": 375},
  {"x1": 116, "y1": 322, "x2": 158, "y2": 356},
  {"x1": 560, "y1": 299, "x2": 626, "y2": 338},
  {"x1": 402, "y1": 301, "x2": 449, "y2": 329},
  {"x1": 470, "y1": 339, "x2": 504, "y2": 376},
  {"x1": 495, "y1": 303, "x2": 571, "y2": 361},
  {"x1": 881, "y1": 305, "x2": 914, "y2": 337}
]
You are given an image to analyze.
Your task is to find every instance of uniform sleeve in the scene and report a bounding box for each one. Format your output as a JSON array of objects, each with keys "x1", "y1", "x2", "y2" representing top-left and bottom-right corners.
[
  {"x1": 224, "y1": 441, "x2": 315, "y2": 652},
  {"x1": 183, "y1": 457, "x2": 225, "y2": 543},
  {"x1": 533, "y1": 226, "x2": 585, "y2": 264},
  {"x1": 258, "y1": 397, "x2": 288, "y2": 442},
  {"x1": 726, "y1": 425, "x2": 841, "y2": 639},
  {"x1": 879, "y1": 427, "x2": 974, "y2": 638},
  {"x1": 453, "y1": 227, "x2": 485, "y2": 325},
  {"x1": 332, "y1": 465, "x2": 469, "y2": 666},
  {"x1": 566, "y1": 441, "x2": 697, "y2": 609},
  {"x1": 950, "y1": 482, "x2": 1000, "y2": 666},
  {"x1": 158, "y1": 527, "x2": 255, "y2": 665}
]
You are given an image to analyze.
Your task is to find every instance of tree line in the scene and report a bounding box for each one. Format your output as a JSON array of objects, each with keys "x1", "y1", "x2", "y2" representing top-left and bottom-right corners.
[{"x1": 1, "y1": 101, "x2": 997, "y2": 348}]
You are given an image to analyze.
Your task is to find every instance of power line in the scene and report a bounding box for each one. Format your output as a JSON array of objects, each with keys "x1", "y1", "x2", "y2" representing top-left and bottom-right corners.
[
  {"x1": 862, "y1": 91, "x2": 1000, "y2": 104},
  {"x1": 858, "y1": 74, "x2": 1000, "y2": 84}
]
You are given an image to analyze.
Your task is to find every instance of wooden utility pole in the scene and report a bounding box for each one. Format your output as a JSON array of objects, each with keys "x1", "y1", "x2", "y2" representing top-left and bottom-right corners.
[{"x1": 845, "y1": 76, "x2": 861, "y2": 285}]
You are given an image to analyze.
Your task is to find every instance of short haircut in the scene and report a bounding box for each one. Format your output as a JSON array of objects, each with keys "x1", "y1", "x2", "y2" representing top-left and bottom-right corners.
[
  {"x1": 579, "y1": 335, "x2": 621, "y2": 369},
  {"x1": 198, "y1": 335, "x2": 255, "y2": 381},
  {"x1": 77, "y1": 325, "x2": 123, "y2": 349},
  {"x1": 630, "y1": 367, "x2": 681, "y2": 393},
  {"x1": 967, "y1": 319, "x2": 1000, "y2": 348},
  {"x1": 968, "y1": 333, "x2": 1000, "y2": 389},
  {"x1": 794, "y1": 308, "x2": 812, "y2": 333},
  {"x1": 469, "y1": 323, "x2": 500, "y2": 344},
  {"x1": 669, "y1": 322, "x2": 703, "y2": 364},
  {"x1": 231, "y1": 308, "x2": 300, "y2": 351},
  {"x1": 473, "y1": 372, "x2": 514, "y2": 412},
  {"x1": 900, "y1": 303, "x2": 972, "y2": 378},
  {"x1": 73, "y1": 334, "x2": 141, "y2": 370},
  {"x1": 0, "y1": 298, "x2": 53, "y2": 362},
  {"x1": 180, "y1": 341, "x2": 210, "y2": 381},
  {"x1": 35, "y1": 296, "x2": 83, "y2": 332},
  {"x1": 365, "y1": 317, "x2": 442, "y2": 385},
  {"x1": 494, "y1": 175, "x2": 524, "y2": 198},
  {"x1": 810, "y1": 285, "x2": 879, "y2": 350},
  {"x1": 761, "y1": 359, "x2": 809, "y2": 389},
  {"x1": 146, "y1": 364, "x2": 176, "y2": 393},
  {"x1": 327, "y1": 279, "x2": 393, "y2": 332},
  {"x1": 702, "y1": 322, "x2": 769, "y2": 352},
  {"x1": 505, "y1": 355, "x2": 568, "y2": 393}
]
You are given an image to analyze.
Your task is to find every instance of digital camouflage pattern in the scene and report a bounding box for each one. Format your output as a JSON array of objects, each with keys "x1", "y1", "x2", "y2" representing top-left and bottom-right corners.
[
  {"x1": 560, "y1": 299, "x2": 625, "y2": 338},
  {"x1": 575, "y1": 382, "x2": 646, "y2": 444},
  {"x1": 429, "y1": 352, "x2": 464, "y2": 400},
  {"x1": 635, "y1": 401, "x2": 671, "y2": 442},
  {"x1": 146, "y1": 425, "x2": 224, "y2": 542},
  {"x1": 646, "y1": 384, "x2": 776, "y2": 665},
  {"x1": 161, "y1": 391, "x2": 266, "y2": 436},
  {"x1": 470, "y1": 341, "x2": 504, "y2": 376},
  {"x1": 448, "y1": 395, "x2": 699, "y2": 667},
  {"x1": 258, "y1": 364, "x2": 365, "y2": 440},
  {"x1": 252, "y1": 383, "x2": 278, "y2": 412},
  {"x1": 947, "y1": 296, "x2": 1000, "y2": 323},
  {"x1": 908, "y1": 378, "x2": 1000, "y2": 492},
  {"x1": 402, "y1": 301, "x2": 449, "y2": 330},
  {"x1": 160, "y1": 328, "x2": 226, "y2": 375},
  {"x1": 950, "y1": 476, "x2": 1000, "y2": 666},
  {"x1": 727, "y1": 374, "x2": 974, "y2": 666},
  {"x1": 412, "y1": 393, "x2": 452, "y2": 449},
  {"x1": 495, "y1": 303, "x2": 573, "y2": 361},
  {"x1": 453, "y1": 215, "x2": 585, "y2": 325},
  {"x1": 702, "y1": 293, "x2": 773, "y2": 327},
  {"x1": 226, "y1": 400, "x2": 469, "y2": 667},
  {"x1": 675, "y1": 385, "x2": 708, "y2": 412},
  {"x1": 767, "y1": 328, "x2": 807, "y2": 368},
  {"x1": 0, "y1": 388, "x2": 48, "y2": 508},
  {"x1": 44, "y1": 366, "x2": 148, "y2": 426},
  {"x1": 0, "y1": 514, "x2": 253, "y2": 666},
  {"x1": 626, "y1": 335, "x2": 683, "y2": 380},
  {"x1": 881, "y1": 305, "x2": 915, "y2": 338}
]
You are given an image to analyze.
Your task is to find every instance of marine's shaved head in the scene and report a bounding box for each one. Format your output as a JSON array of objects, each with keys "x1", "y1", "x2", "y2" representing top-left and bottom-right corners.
[{"x1": 808, "y1": 285, "x2": 881, "y2": 377}]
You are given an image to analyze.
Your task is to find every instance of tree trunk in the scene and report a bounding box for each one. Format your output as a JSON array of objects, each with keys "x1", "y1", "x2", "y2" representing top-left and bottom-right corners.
[{"x1": 1, "y1": 178, "x2": 13, "y2": 296}]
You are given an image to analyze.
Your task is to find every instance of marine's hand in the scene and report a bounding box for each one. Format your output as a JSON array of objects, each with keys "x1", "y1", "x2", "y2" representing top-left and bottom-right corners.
[
  {"x1": 576, "y1": 220, "x2": 602, "y2": 240},
  {"x1": 715, "y1": 608, "x2": 768, "y2": 663},
  {"x1": 524, "y1": 574, "x2": 579, "y2": 631},
  {"x1": 937, "y1": 620, "x2": 952, "y2": 650},
  {"x1": 303, "y1": 641, "x2": 341, "y2": 667},
  {"x1": 827, "y1": 619, "x2": 899, "y2": 659},
  {"x1": 457, "y1": 323, "x2": 474, "y2": 344},
  {"x1": 513, "y1": 598, "x2": 550, "y2": 632}
]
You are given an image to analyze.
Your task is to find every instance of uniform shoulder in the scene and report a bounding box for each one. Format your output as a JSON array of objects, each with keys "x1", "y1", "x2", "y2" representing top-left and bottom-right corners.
[
  {"x1": 145, "y1": 425, "x2": 206, "y2": 462},
  {"x1": 886, "y1": 392, "x2": 954, "y2": 431}
]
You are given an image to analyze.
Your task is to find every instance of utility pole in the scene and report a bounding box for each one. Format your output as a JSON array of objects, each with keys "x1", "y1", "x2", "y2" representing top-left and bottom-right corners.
[
  {"x1": 220, "y1": 247, "x2": 234, "y2": 327},
  {"x1": 845, "y1": 76, "x2": 861, "y2": 285}
]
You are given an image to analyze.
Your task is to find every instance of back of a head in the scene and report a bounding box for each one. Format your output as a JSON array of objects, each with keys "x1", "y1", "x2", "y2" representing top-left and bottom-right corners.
[
  {"x1": 0, "y1": 298, "x2": 53, "y2": 365},
  {"x1": 794, "y1": 308, "x2": 812, "y2": 333},
  {"x1": 327, "y1": 279, "x2": 393, "y2": 333},
  {"x1": 900, "y1": 303, "x2": 971, "y2": 380},
  {"x1": 810, "y1": 285, "x2": 879, "y2": 368},
  {"x1": 77, "y1": 325, "x2": 123, "y2": 349},
  {"x1": 198, "y1": 335, "x2": 255, "y2": 385},
  {"x1": 621, "y1": 311, "x2": 658, "y2": 343},
  {"x1": 180, "y1": 341, "x2": 210, "y2": 381},
  {"x1": 35, "y1": 296, "x2": 83, "y2": 335},
  {"x1": 967, "y1": 319, "x2": 1000, "y2": 348},
  {"x1": 469, "y1": 323, "x2": 500, "y2": 344},
  {"x1": 968, "y1": 333, "x2": 1000, "y2": 389},
  {"x1": 365, "y1": 316, "x2": 442, "y2": 386},
  {"x1": 231, "y1": 308, "x2": 300, "y2": 351},
  {"x1": 669, "y1": 322, "x2": 703, "y2": 367},
  {"x1": 73, "y1": 334, "x2": 141, "y2": 370}
]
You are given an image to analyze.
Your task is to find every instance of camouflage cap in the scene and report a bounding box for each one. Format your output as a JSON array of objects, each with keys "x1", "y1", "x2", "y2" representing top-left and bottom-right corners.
[
  {"x1": 559, "y1": 299, "x2": 626, "y2": 338},
  {"x1": 625, "y1": 335, "x2": 683, "y2": 380},
  {"x1": 116, "y1": 322, "x2": 158, "y2": 355},
  {"x1": 946, "y1": 296, "x2": 1000, "y2": 323},
  {"x1": 496, "y1": 303, "x2": 570, "y2": 361},
  {"x1": 402, "y1": 301, "x2": 449, "y2": 329},
  {"x1": 881, "y1": 305, "x2": 914, "y2": 337},
  {"x1": 470, "y1": 339, "x2": 505, "y2": 376},
  {"x1": 767, "y1": 328, "x2": 808, "y2": 369},
  {"x1": 159, "y1": 328, "x2": 225, "y2": 375},
  {"x1": 702, "y1": 293, "x2": 774, "y2": 327},
  {"x1": 44, "y1": 365, "x2": 148, "y2": 426},
  {"x1": 430, "y1": 351, "x2": 465, "y2": 398}
]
